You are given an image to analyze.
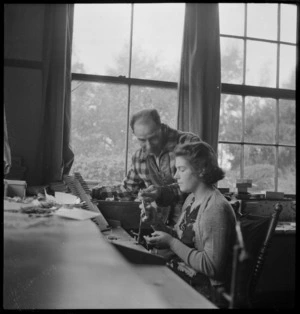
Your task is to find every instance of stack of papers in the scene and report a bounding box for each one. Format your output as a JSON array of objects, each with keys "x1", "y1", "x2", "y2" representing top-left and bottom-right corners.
[{"x1": 54, "y1": 207, "x2": 100, "y2": 220}]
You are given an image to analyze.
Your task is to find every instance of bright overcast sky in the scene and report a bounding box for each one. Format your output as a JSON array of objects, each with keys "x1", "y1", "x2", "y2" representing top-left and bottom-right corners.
[
  {"x1": 72, "y1": 3, "x2": 185, "y2": 75},
  {"x1": 72, "y1": 3, "x2": 296, "y2": 86}
]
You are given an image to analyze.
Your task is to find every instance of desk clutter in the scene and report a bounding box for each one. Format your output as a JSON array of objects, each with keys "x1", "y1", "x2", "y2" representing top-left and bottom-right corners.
[
  {"x1": 4, "y1": 174, "x2": 217, "y2": 309},
  {"x1": 4, "y1": 179, "x2": 27, "y2": 198},
  {"x1": 3, "y1": 177, "x2": 102, "y2": 225},
  {"x1": 219, "y1": 179, "x2": 290, "y2": 202},
  {"x1": 3, "y1": 173, "x2": 109, "y2": 233},
  {"x1": 218, "y1": 178, "x2": 296, "y2": 222},
  {"x1": 3, "y1": 173, "x2": 294, "y2": 309},
  {"x1": 4, "y1": 174, "x2": 295, "y2": 225},
  {"x1": 276, "y1": 221, "x2": 296, "y2": 234}
]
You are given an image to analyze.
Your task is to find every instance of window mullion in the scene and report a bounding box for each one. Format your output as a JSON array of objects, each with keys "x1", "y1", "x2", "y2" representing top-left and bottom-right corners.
[
  {"x1": 124, "y1": 3, "x2": 135, "y2": 175},
  {"x1": 241, "y1": 3, "x2": 247, "y2": 179},
  {"x1": 243, "y1": 3, "x2": 247, "y2": 86},
  {"x1": 219, "y1": 33, "x2": 296, "y2": 46},
  {"x1": 71, "y1": 73, "x2": 178, "y2": 89},
  {"x1": 275, "y1": 99, "x2": 279, "y2": 192},
  {"x1": 241, "y1": 96, "x2": 245, "y2": 179},
  {"x1": 274, "y1": 4, "x2": 281, "y2": 192}
]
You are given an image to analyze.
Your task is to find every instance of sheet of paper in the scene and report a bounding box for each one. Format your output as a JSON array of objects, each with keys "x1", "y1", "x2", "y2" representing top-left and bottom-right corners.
[
  {"x1": 54, "y1": 192, "x2": 80, "y2": 204},
  {"x1": 44, "y1": 189, "x2": 80, "y2": 205},
  {"x1": 54, "y1": 207, "x2": 100, "y2": 220}
]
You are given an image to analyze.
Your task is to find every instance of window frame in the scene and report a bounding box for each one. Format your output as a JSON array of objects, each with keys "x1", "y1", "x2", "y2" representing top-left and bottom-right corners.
[
  {"x1": 218, "y1": 3, "x2": 297, "y2": 191},
  {"x1": 71, "y1": 3, "x2": 297, "y2": 192}
]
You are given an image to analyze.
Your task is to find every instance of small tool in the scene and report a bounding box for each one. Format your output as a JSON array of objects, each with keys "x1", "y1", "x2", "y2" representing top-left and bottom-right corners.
[{"x1": 137, "y1": 200, "x2": 145, "y2": 244}]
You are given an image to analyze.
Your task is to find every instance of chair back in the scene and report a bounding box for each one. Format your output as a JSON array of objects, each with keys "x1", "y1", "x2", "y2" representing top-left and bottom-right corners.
[
  {"x1": 220, "y1": 202, "x2": 283, "y2": 308},
  {"x1": 247, "y1": 203, "x2": 283, "y2": 305}
]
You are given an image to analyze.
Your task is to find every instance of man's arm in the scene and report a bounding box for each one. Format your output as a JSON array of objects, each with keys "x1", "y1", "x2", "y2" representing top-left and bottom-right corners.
[
  {"x1": 156, "y1": 183, "x2": 187, "y2": 206},
  {"x1": 140, "y1": 183, "x2": 187, "y2": 207},
  {"x1": 91, "y1": 162, "x2": 146, "y2": 200}
]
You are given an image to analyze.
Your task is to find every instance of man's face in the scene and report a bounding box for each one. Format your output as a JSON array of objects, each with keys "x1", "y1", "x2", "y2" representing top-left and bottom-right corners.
[{"x1": 133, "y1": 119, "x2": 163, "y2": 156}]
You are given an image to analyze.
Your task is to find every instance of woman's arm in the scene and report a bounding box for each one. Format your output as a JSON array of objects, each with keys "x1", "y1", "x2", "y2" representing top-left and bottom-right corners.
[
  {"x1": 170, "y1": 202, "x2": 235, "y2": 280},
  {"x1": 151, "y1": 220, "x2": 177, "y2": 237}
]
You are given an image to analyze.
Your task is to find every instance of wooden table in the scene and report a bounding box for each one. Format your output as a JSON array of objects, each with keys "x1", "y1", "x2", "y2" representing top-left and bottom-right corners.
[{"x1": 3, "y1": 212, "x2": 216, "y2": 309}]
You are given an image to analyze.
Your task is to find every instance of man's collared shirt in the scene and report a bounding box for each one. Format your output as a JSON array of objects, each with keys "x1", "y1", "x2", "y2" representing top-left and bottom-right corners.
[{"x1": 92, "y1": 123, "x2": 200, "y2": 203}]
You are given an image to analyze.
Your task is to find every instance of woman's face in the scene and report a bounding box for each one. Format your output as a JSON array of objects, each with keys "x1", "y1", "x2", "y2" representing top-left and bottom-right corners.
[{"x1": 174, "y1": 156, "x2": 201, "y2": 193}]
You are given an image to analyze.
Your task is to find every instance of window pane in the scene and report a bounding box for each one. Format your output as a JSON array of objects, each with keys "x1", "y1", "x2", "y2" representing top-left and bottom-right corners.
[
  {"x1": 131, "y1": 3, "x2": 184, "y2": 81},
  {"x1": 245, "y1": 97, "x2": 276, "y2": 144},
  {"x1": 219, "y1": 3, "x2": 244, "y2": 36},
  {"x1": 247, "y1": 3, "x2": 278, "y2": 41},
  {"x1": 244, "y1": 145, "x2": 275, "y2": 192},
  {"x1": 219, "y1": 94, "x2": 242, "y2": 142},
  {"x1": 127, "y1": 86, "x2": 178, "y2": 168},
  {"x1": 279, "y1": 44, "x2": 296, "y2": 90},
  {"x1": 218, "y1": 144, "x2": 241, "y2": 190},
  {"x1": 71, "y1": 81, "x2": 128, "y2": 183},
  {"x1": 280, "y1": 4, "x2": 297, "y2": 43},
  {"x1": 246, "y1": 40, "x2": 277, "y2": 87},
  {"x1": 279, "y1": 99, "x2": 295, "y2": 145},
  {"x1": 278, "y1": 147, "x2": 295, "y2": 194},
  {"x1": 129, "y1": 87, "x2": 177, "y2": 128},
  {"x1": 72, "y1": 4, "x2": 131, "y2": 76},
  {"x1": 221, "y1": 38, "x2": 244, "y2": 84}
]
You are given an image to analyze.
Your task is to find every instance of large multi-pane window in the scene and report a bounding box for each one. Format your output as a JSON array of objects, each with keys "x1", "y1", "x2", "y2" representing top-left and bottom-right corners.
[
  {"x1": 71, "y1": 3, "x2": 184, "y2": 185},
  {"x1": 71, "y1": 3, "x2": 296, "y2": 194},
  {"x1": 218, "y1": 3, "x2": 296, "y2": 194}
]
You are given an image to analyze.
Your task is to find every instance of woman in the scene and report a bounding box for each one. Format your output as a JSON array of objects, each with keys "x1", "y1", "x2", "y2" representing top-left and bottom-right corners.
[{"x1": 141, "y1": 141, "x2": 236, "y2": 306}]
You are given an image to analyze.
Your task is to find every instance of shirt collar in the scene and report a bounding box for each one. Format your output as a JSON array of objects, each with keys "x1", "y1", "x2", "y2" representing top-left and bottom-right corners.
[{"x1": 138, "y1": 123, "x2": 178, "y2": 161}]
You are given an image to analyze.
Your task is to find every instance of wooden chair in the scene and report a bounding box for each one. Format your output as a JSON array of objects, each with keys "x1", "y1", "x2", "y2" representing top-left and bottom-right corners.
[{"x1": 217, "y1": 202, "x2": 283, "y2": 308}]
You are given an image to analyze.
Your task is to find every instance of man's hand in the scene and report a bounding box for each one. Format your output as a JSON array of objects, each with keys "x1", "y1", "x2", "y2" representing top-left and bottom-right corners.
[
  {"x1": 138, "y1": 185, "x2": 161, "y2": 203},
  {"x1": 91, "y1": 186, "x2": 108, "y2": 200}
]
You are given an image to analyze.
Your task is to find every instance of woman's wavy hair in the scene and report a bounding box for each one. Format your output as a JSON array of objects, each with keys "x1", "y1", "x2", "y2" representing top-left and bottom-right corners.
[{"x1": 174, "y1": 141, "x2": 225, "y2": 185}]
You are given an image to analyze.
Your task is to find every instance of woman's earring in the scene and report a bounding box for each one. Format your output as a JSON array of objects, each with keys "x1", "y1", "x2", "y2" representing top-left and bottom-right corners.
[{"x1": 199, "y1": 170, "x2": 204, "y2": 178}]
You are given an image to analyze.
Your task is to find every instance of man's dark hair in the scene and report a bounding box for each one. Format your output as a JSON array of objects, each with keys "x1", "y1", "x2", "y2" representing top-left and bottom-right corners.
[{"x1": 130, "y1": 109, "x2": 161, "y2": 131}]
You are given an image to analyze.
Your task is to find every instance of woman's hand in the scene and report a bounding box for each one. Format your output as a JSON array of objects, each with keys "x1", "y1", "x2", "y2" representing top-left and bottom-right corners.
[
  {"x1": 139, "y1": 201, "x2": 158, "y2": 223},
  {"x1": 144, "y1": 231, "x2": 173, "y2": 249}
]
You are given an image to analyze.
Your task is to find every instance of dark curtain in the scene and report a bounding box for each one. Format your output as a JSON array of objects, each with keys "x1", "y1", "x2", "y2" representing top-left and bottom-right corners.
[
  {"x1": 177, "y1": 3, "x2": 221, "y2": 154},
  {"x1": 4, "y1": 107, "x2": 11, "y2": 176},
  {"x1": 37, "y1": 4, "x2": 74, "y2": 184}
]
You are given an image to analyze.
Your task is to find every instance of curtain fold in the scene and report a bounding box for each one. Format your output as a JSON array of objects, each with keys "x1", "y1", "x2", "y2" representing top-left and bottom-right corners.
[
  {"x1": 4, "y1": 106, "x2": 12, "y2": 176},
  {"x1": 177, "y1": 3, "x2": 221, "y2": 154},
  {"x1": 37, "y1": 4, "x2": 74, "y2": 184}
]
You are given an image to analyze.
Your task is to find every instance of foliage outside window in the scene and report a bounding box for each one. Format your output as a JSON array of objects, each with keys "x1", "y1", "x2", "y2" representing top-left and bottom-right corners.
[
  {"x1": 71, "y1": 3, "x2": 296, "y2": 194},
  {"x1": 218, "y1": 3, "x2": 296, "y2": 194}
]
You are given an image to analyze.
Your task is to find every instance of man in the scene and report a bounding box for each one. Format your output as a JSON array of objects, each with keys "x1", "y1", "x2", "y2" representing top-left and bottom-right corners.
[{"x1": 91, "y1": 108, "x2": 200, "y2": 226}]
